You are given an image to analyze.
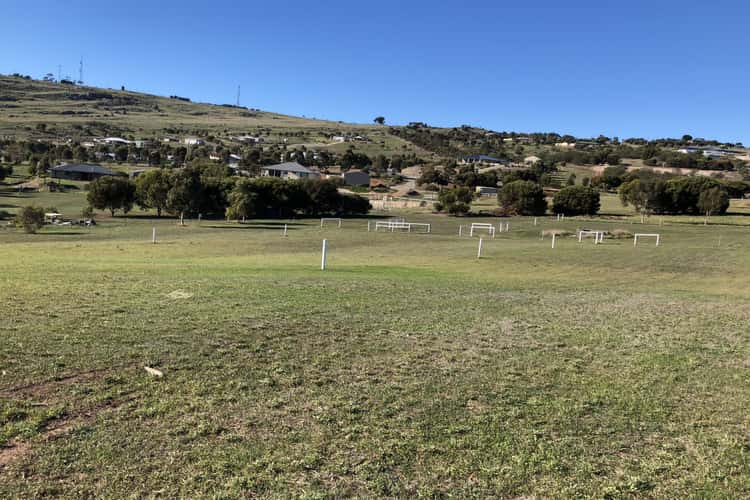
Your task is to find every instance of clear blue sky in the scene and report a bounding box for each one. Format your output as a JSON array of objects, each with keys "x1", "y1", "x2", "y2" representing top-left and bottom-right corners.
[{"x1": 2, "y1": 0, "x2": 748, "y2": 144}]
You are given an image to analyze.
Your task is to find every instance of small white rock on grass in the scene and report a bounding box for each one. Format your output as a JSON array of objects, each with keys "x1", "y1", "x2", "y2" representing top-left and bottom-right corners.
[{"x1": 144, "y1": 366, "x2": 164, "y2": 378}]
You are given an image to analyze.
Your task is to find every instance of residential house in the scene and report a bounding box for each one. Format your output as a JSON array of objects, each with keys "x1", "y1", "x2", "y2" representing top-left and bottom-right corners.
[
  {"x1": 50, "y1": 163, "x2": 121, "y2": 181},
  {"x1": 261, "y1": 162, "x2": 319, "y2": 180},
  {"x1": 460, "y1": 155, "x2": 506, "y2": 165}
]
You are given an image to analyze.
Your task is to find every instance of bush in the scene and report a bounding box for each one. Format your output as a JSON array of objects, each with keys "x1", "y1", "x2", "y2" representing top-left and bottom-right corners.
[
  {"x1": 0, "y1": 165, "x2": 13, "y2": 182},
  {"x1": 436, "y1": 187, "x2": 473, "y2": 216},
  {"x1": 552, "y1": 186, "x2": 600, "y2": 215},
  {"x1": 15, "y1": 206, "x2": 45, "y2": 233},
  {"x1": 497, "y1": 180, "x2": 547, "y2": 215},
  {"x1": 599, "y1": 165, "x2": 628, "y2": 190},
  {"x1": 610, "y1": 229, "x2": 634, "y2": 239}
]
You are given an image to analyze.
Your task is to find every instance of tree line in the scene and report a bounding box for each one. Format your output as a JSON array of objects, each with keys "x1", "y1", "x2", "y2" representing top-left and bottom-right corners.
[
  {"x1": 435, "y1": 181, "x2": 600, "y2": 217},
  {"x1": 86, "y1": 165, "x2": 370, "y2": 222},
  {"x1": 619, "y1": 174, "x2": 733, "y2": 217}
]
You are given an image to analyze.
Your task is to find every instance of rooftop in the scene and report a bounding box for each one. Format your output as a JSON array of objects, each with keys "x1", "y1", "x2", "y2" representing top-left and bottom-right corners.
[
  {"x1": 463, "y1": 154, "x2": 505, "y2": 163},
  {"x1": 51, "y1": 163, "x2": 119, "y2": 175},
  {"x1": 261, "y1": 162, "x2": 313, "y2": 174}
]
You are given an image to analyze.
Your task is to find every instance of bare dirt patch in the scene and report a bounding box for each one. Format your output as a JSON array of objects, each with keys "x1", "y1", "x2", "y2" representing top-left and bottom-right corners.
[{"x1": 0, "y1": 441, "x2": 31, "y2": 467}]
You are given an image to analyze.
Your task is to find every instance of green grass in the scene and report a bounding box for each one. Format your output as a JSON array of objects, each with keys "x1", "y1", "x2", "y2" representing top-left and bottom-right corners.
[{"x1": 1, "y1": 185, "x2": 750, "y2": 497}]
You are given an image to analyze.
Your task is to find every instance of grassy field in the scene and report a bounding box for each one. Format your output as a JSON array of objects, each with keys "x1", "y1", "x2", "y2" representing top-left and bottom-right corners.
[{"x1": 2, "y1": 184, "x2": 750, "y2": 497}]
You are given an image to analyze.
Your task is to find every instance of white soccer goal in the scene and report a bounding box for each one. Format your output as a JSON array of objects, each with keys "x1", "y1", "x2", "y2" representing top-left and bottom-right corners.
[
  {"x1": 374, "y1": 221, "x2": 431, "y2": 233},
  {"x1": 578, "y1": 230, "x2": 605, "y2": 244},
  {"x1": 634, "y1": 233, "x2": 660, "y2": 246},
  {"x1": 469, "y1": 223, "x2": 496, "y2": 238},
  {"x1": 320, "y1": 218, "x2": 342, "y2": 228}
]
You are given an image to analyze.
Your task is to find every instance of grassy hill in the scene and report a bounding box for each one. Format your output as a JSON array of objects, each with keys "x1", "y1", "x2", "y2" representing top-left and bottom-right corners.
[{"x1": 0, "y1": 75, "x2": 426, "y2": 158}]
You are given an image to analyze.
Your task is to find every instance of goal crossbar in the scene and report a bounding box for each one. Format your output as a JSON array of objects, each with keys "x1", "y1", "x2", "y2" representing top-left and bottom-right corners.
[
  {"x1": 374, "y1": 221, "x2": 431, "y2": 233},
  {"x1": 578, "y1": 230, "x2": 605, "y2": 244},
  {"x1": 469, "y1": 223, "x2": 496, "y2": 237},
  {"x1": 634, "y1": 233, "x2": 660, "y2": 246},
  {"x1": 320, "y1": 218, "x2": 342, "y2": 228}
]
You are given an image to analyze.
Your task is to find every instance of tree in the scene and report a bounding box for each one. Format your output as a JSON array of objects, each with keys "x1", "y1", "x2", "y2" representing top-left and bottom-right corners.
[
  {"x1": 418, "y1": 166, "x2": 448, "y2": 186},
  {"x1": 435, "y1": 187, "x2": 473, "y2": 215},
  {"x1": 338, "y1": 193, "x2": 371, "y2": 214},
  {"x1": 666, "y1": 177, "x2": 720, "y2": 215},
  {"x1": 15, "y1": 206, "x2": 45, "y2": 233},
  {"x1": 497, "y1": 180, "x2": 547, "y2": 215},
  {"x1": 0, "y1": 165, "x2": 12, "y2": 182},
  {"x1": 226, "y1": 178, "x2": 258, "y2": 221},
  {"x1": 390, "y1": 156, "x2": 403, "y2": 172},
  {"x1": 618, "y1": 178, "x2": 671, "y2": 221},
  {"x1": 148, "y1": 151, "x2": 162, "y2": 166},
  {"x1": 373, "y1": 116, "x2": 386, "y2": 125},
  {"x1": 87, "y1": 176, "x2": 136, "y2": 217},
  {"x1": 552, "y1": 186, "x2": 600, "y2": 216},
  {"x1": 167, "y1": 169, "x2": 202, "y2": 224},
  {"x1": 599, "y1": 165, "x2": 628, "y2": 190},
  {"x1": 37, "y1": 155, "x2": 51, "y2": 176},
  {"x1": 135, "y1": 169, "x2": 172, "y2": 217},
  {"x1": 566, "y1": 173, "x2": 576, "y2": 186},
  {"x1": 301, "y1": 179, "x2": 341, "y2": 215},
  {"x1": 372, "y1": 154, "x2": 388, "y2": 174},
  {"x1": 698, "y1": 187, "x2": 729, "y2": 223},
  {"x1": 114, "y1": 146, "x2": 129, "y2": 162},
  {"x1": 340, "y1": 149, "x2": 370, "y2": 170}
]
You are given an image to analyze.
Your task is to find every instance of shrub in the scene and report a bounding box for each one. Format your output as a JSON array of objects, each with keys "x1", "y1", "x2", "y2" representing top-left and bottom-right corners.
[
  {"x1": 552, "y1": 186, "x2": 600, "y2": 215},
  {"x1": 15, "y1": 206, "x2": 45, "y2": 233},
  {"x1": 436, "y1": 187, "x2": 473, "y2": 216},
  {"x1": 0, "y1": 165, "x2": 13, "y2": 182},
  {"x1": 610, "y1": 229, "x2": 634, "y2": 239},
  {"x1": 497, "y1": 180, "x2": 547, "y2": 215}
]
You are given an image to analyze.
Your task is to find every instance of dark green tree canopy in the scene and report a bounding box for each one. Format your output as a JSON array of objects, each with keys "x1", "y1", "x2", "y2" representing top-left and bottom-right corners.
[
  {"x1": 497, "y1": 180, "x2": 547, "y2": 216},
  {"x1": 87, "y1": 176, "x2": 136, "y2": 217},
  {"x1": 552, "y1": 186, "x2": 600, "y2": 215}
]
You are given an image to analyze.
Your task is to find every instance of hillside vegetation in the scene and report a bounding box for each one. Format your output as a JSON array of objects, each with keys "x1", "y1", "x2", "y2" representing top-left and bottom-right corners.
[{"x1": 0, "y1": 75, "x2": 424, "y2": 157}]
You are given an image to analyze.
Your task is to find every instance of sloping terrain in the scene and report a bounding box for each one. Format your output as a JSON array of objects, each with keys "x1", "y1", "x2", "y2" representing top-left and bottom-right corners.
[{"x1": 0, "y1": 76, "x2": 425, "y2": 157}]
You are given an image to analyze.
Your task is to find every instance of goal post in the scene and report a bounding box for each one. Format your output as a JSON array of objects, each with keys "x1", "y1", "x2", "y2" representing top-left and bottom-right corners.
[
  {"x1": 320, "y1": 218, "x2": 342, "y2": 228},
  {"x1": 469, "y1": 223, "x2": 496, "y2": 238},
  {"x1": 578, "y1": 230, "x2": 605, "y2": 244},
  {"x1": 634, "y1": 233, "x2": 660, "y2": 246}
]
